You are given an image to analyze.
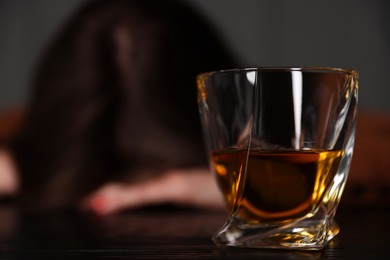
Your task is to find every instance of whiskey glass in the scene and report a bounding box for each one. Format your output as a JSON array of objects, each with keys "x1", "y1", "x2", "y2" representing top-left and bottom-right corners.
[{"x1": 197, "y1": 67, "x2": 358, "y2": 250}]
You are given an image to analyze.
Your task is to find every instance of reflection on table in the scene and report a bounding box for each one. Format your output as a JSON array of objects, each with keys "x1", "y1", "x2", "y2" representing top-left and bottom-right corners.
[{"x1": 0, "y1": 201, "x2": 389, "y2": 259}]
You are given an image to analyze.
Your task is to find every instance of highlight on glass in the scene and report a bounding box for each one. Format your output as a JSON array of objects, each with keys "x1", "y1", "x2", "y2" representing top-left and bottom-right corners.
[{"x1": 197, "y1": 67, "x2": 358, "y2": 250}]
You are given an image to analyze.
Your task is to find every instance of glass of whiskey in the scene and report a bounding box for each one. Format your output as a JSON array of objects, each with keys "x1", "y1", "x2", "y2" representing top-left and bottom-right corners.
[{"x1": 197, "y1": 67, "x2": 358, "y2": 250}]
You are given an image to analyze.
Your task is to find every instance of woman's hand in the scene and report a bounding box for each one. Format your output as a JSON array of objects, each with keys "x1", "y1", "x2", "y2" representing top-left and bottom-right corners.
[{"x1": 81, "y1": 168, "x2": 225, "y2": 215}]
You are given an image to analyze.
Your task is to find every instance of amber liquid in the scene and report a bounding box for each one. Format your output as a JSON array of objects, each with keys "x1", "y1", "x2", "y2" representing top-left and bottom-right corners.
[{"x1": 211, "y1": 149, "x2": 342, "y2": 224}]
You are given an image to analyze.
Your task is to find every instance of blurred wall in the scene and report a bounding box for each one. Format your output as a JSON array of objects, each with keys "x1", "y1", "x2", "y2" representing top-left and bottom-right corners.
[
  {"x1": 1, "y1": 0, "x2": 389, "y2": 111},
  {"x1": 0, "y1": 0, "x2": 82, "y2": 110}
]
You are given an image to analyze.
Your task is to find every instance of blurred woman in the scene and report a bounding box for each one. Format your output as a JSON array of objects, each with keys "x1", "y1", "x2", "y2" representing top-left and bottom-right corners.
[{"x1": 3, "y1": 0, "x2": 236, "y2": 212}]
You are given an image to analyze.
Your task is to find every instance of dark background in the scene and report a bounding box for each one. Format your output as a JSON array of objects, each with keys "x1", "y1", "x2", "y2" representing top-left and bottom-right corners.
[{"x1": 1, "y1": 0, "x2": 389, "y2": 111}]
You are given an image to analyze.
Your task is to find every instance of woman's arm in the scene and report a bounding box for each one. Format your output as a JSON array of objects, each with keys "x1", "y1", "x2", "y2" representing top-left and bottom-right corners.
[
  {"x1": 81, "y1": 168, "x2": 225, "y2": 215},
  {"x1": 2, "y1": 111, "x2": 390, "y2": 212},
  {"x1": 81, "y1": 111, "x2": 390, "y2": 214}
]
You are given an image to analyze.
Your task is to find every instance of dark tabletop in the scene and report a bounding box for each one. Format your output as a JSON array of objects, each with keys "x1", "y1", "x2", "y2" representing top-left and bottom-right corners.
[{"x1": 0, "y1": 202, "x2": 389, "y2": 259}]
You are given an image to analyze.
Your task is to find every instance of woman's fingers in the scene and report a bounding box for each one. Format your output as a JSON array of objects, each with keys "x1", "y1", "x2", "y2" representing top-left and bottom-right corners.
[{"x1": 81, "y1": 168, "x2": 225, "y2": 215}]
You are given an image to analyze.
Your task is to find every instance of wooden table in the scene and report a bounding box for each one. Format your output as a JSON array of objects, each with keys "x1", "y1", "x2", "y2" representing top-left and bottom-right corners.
[{"x1": 0, "y1": 202, "x2": 389, "y2": 259}]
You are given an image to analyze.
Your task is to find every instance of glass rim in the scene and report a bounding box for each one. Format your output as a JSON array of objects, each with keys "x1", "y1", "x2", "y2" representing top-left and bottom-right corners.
[{"x1": 197, "y1": 67, "x2": 359, "y2": 79}]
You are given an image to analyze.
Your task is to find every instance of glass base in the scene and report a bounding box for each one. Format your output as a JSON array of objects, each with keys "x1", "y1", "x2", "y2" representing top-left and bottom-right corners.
[{"x1": 213, "y1": 216, "x2": 339, "y2": 251}]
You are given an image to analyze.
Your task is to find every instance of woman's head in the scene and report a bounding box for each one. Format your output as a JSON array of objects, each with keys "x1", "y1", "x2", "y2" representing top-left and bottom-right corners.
[{"x1": 14, "y1": 0, "x2": 237, "y2": 210}]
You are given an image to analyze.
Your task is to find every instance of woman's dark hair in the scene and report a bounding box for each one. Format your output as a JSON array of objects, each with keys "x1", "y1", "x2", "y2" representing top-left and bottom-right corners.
[{"x1": 12, "y1": 0, "x2": 237, "y2": 211}]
